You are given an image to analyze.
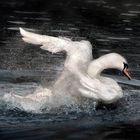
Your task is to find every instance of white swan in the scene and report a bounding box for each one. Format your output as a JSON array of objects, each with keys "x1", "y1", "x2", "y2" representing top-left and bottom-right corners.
[{"x1": 18, "y1": 28, "x2": 131, "y2": 106}]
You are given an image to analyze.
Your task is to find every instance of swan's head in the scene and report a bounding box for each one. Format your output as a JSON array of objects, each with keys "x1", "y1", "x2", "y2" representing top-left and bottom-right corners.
[
  {"x1": 122, "y1": 62, "x2": 131, "y2": 80},
  {"x1": 109, "y1": 53, "x2": 132, "y2": 80},
  {"x1": 88, "y1": 53, "x2": 132, "y2": 80}
]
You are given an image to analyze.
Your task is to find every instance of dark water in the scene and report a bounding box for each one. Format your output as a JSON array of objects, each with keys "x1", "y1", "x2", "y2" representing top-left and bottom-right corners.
[{"x1": 0, "y1": 0, "x2": 140, "y2": 139}]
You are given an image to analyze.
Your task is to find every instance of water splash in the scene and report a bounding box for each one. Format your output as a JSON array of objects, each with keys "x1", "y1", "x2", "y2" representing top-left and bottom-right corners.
[{"x1": 0, "y1": 82, "x2": 98, "y2": 114}]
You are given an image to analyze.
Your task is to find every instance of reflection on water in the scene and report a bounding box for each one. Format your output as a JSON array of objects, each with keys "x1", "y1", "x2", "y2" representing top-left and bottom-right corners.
[{"x1": 0, "y1": 0, "x2": 140, "y2": 139}]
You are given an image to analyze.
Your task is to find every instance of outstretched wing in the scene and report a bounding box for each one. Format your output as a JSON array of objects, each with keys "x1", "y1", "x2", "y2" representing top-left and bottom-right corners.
[{"x1": 19, "y1": 28, "x2": 71, "y2": 53}]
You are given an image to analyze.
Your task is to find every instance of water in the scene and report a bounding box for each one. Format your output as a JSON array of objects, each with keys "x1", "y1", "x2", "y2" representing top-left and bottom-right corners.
[{"x1": 0, "y1": 0, "x2": 140, "y2": 139}]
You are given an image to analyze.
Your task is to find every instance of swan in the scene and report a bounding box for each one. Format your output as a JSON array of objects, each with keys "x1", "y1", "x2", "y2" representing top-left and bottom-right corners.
[{"x1": 18, "y1": 28, "x2": 131, "y2": 106}]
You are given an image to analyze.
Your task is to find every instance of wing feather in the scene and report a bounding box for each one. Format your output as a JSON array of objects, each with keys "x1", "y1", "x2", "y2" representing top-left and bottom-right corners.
[{"x1": 19, "y1": 28, "x2": 70, "y2": 52}]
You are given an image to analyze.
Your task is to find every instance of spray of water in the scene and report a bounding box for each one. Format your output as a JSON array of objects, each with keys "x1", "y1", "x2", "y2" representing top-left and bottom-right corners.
[{"x1": 0, "y1": 68, "x2": 95, "y2": 113}]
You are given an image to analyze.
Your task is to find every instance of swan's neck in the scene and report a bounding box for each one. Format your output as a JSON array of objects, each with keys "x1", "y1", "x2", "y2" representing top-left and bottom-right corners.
[
  {"x1": 87, "y1": 53, "x2": 124, "y2": 78},
  {"x1": 87, "y1": 60, "x2": 107, "y2": 78}
]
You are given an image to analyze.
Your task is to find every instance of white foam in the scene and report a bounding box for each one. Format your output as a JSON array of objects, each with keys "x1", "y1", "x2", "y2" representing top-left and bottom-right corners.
[
  {"x1": 0, "y1": 81, "x2": 82, "y2": 113},
  {"x1": 0, "y1": 86, "x2": 53, "y2": 113}
]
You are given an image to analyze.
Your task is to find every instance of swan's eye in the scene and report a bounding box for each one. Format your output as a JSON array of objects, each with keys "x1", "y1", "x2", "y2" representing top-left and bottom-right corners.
[{"x1": 123, "y1": 62, "x2": 128, "y2": 69}]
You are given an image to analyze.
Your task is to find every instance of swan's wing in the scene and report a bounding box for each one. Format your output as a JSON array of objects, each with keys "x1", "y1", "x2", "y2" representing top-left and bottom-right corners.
[
  {"x1": 79, "y1": 88, "x2": 99, "y2": 99},
  {"x1": 79, "y1": 75, "x2": 100, "y2": 100},
  {"x1": 19, "y1": 28, "x2": 71, "y2": 53}
]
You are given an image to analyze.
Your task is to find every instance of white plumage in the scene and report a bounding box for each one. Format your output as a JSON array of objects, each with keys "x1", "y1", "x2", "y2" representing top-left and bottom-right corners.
[{"x1": 18, "y1": 28, "x2": 131, "y2": 106}]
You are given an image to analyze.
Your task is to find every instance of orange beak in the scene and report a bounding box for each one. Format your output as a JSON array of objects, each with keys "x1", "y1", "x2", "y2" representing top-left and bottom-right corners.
[{"x1": 122, "y1": 68, "x2": 132, "y2": 80}]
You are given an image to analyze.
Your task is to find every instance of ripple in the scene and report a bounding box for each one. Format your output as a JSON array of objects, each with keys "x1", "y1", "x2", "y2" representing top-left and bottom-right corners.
[
  {"x1": 69, "y1": 27, "x2": 79, "y2": 31},
  {"x1": 7, "y1": 27, "x2": 21, "y2": 31},
  {"x1": 106, "y1": 75, "x2": 140, "y2": 87},
  {"x1": 14, "y1": 11, "x2": 48, "y2": 15},
  {"x1": 124, "y1": 4, "x2": 133, "y2": 7},
  {"x1": 103, "y1": 6, "x2": 116, "y2": 9},
  {"x1": 9, "y1": 16, "x2": 15, "y2": 18},
  {"x1": 50, "y1": 30, "x2": 71, "y2": 33},
  {"x1": 107, "y1": 37, "x2": 130, "y2": 41},
  {"x1": 128, "y1": 10, "x2": 140, "y2": 14},
  {"x1": 58, "y1": 23, "x2": 66, "y2": 26},
  {"x1": 99, "y1": 49, "x2": 110, "y2": 52},
  {"x1": 120, "y1": 13, "x2": 138, "y2": 17},
  {"x1": 96, "y1": 39, "x2": 110, "y2": 42},
  {"x1": 87, "y1": 0, "x2": 106, "y2": 4},
  {"x1": 125, "y1": 28, "x2": 133, "y2": 31},
  {"x1": 7, "y1": 27, "x2": 37, "y2": 32},
  {"x1": 23, "y1": 17, "x2": 51, "y2": 21},
  {"x1": 8, "y1": 21, "x2": 26, "y2": 25},
  {"x1": 122, "y1": 19, "x2": 131, "y2": 23},
  {"x1": 0, "y1": 70, "x2": 47, "y2": 77},
  {"x1": 72, "y1": 37, "x2": 86, "y2": 41}
]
